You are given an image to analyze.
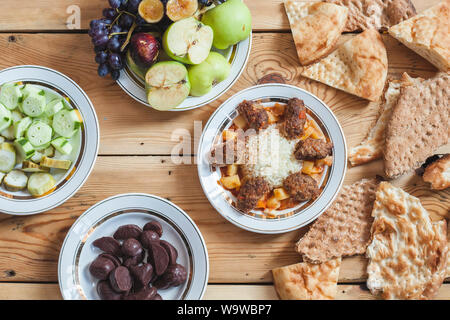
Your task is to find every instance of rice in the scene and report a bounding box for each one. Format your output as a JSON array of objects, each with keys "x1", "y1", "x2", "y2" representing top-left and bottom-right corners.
[{"x1": 242, "y1": 125, "x2": 302, "y2": 187}]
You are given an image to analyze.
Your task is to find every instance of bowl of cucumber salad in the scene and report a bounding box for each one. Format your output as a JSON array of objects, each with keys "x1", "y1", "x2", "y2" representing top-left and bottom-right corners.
[{"x1": 0, "y1": 65, "x2": 99, "y2": 215}]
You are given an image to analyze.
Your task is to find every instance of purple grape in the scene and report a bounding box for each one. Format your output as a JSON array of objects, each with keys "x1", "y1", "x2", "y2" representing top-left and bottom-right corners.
[
  {"x1": 107, "y1": 36, "x2": 121, "y2": 53},
  {"x1": 89, "y1": 26, "x2": 107, "y2": 38},
  {"x1": 119, "y1": 14, "x2": 134, "y2": 29},
  {"x1": 135, "y1": 16, "x2": 147, "y2": 26},
  {"x1": 108, "y1": 53, "x2": 123, "y2": 70},
  {"x1": 95, "y1": 51, "x2": 108, "y2": 64},
  {"x1": 101, "y1": 18, "x2": 113, "y2": 25},
  {"x1": 110, "y1": 25, "x2": 122, "y2": 34},
  {"x1": 103, "y1": 8, "x2": 117, "y2": 19},
  {"x1": 92, "y1": 34, "x2": 109, "y2": 48},
  {"x1": 109, "y1": 0, "x2": 121, "y2": 9},
  {"x1": 94, "y1": 46, "x2": 104, "y2": 53},
  {"x1": 98, "y1": 64, "x2": 110, "y2": 77},
  {"x1": 127, "y1": 0, "x2": 141, "y2": 13},
  {"x1": 89, "y1": 19, "x2": 101, "y2": 29},
  {"x1": 111, "y1": 70, "x2": 121, "y2": 80}
]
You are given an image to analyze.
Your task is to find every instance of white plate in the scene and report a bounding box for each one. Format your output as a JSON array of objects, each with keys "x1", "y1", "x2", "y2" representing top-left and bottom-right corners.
[
  {"x1": 197, "y1": 84, "x2": 347, "y2": 234},
  {"x1": 116, "y1": 34, "x2": 252, "y2": 111},
  {"x1": 58, "y1": 193, "x2": 209, "y2": 300},
  {"x1": 0, "y1": 65, "x2": 99, "y2": 215}
]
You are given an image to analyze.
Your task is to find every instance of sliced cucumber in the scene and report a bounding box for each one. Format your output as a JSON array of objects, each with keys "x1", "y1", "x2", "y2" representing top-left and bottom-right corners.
[
  {"x1": 0, "y1": 136, "x2": 4, "y2": 144},
  {"x1": 21, "y1": 90, "x2": 46, "y2": 117},
  {"x1": 42, "y1": 145, "x2": 55, "y2": 158},
  {"x1": 0, "y1": 103, "x2": 12, "y2": 132},
  {"x1": 51, "y1": 137, "x2": 72, "y2": 155},
  {"x1": 0, "y1": 83, "x2": 22, "y2": 110},
  {"x1": 45, "y1": 99, "x2": 64, "y2": 117},
  {"x1": 40, "y1": 156, "x2": 71, "y2": 170},
  {"x1": 0, "y1": 142, "x2": 16, "y2": 173},
  {"x1": 52, "y1": 109, "x2": 82, "y2": 138},
  {"x1": 3, "y1": 169, "x2": 28, "y2": 191},
  {"x1": 26, "y1": 121, "x2": 53, "y2": 148},
  {"x1": 27, "y1": 172, "x2": 56, "y2": 196},
  {"x1": 14, "y1": 138, "x2": 35, "y2": 160},
  {"x1": 22, "y1": 160, "x2": 49, "y2": 173},
  {"x1": 21, "y1": 84, "x2": 41, "y2": 97},
  {"x1": 14, "y1": 116, "x2": 32, "y2": 139},
  {"x1": 30, "y1": 150, "x2": 44, "y2": 163},
  {"x1": 2, "y1": 109, "x2": 24, "y2": 140}
]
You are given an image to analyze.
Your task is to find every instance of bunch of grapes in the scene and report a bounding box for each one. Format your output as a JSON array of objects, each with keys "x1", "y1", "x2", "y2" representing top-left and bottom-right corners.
[{"x1": 89, "y1": 0, "x2": 144, "y2": 80}]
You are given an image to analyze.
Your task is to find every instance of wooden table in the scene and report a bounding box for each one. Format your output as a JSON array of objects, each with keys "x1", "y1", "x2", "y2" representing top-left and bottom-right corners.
[{"x1": 0, "y1": 0, "x2": 448, "y2": 300}]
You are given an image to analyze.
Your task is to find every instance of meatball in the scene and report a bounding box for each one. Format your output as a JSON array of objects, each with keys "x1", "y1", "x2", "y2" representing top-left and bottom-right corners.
[
  {"x1": 294, "y1": 138, "x2": 333, "y2": 161},
  {"x1": 283, "y1": 98, "x2": 307, "y2": 139},
  {"x1": 238, "y1": 100, "x2": 269, "y2": 132},
  {"x1": 236, "y1": 177, "x2": 270, "y2": 213},
  {"x1": 283, "y1": 173, "x2": 319, "y2": 202}
]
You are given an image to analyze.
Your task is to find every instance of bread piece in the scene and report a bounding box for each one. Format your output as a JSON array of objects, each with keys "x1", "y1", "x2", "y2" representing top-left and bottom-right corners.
[
  {"x1": 284, "y1": 1, "x2": 349, "y2": 66},
  {"x1": 326, "y1": 0, "x2": 416, "y2": 31},
  {"x1": 366, "y1": 182, "x2": 448, "y2": 300},
  {"x1": 423, "y1": 154, "x2": 450, "y2": 190},
  {"x1": 296, "y1": 178, "x2": 378, "y2": 263},
  {"x1": 272, "y1": 258, "x2": 341, "y2": 300},
  {"x1": 300, "y1": 28, "x2": 388, "y2": 101},
  {"x1": 349, "y1": 73, "x2": 422, "y2": 166},
  {"x1": 389, "y1": 1, "x2": 450, "y2": 72},
  {"x1": 384, "y1": 72, "x2": 449, "y2": 179}
]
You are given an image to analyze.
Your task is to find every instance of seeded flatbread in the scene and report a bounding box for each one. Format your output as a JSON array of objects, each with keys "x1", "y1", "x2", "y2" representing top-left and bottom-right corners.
[
  {"x1": 423, "y1": 154, "x2": 450, "y2": 190},
  {"x1": 389, "y1": 1, "x2": 450, "y2": 72},
  {"x1": 300, "y1": 28, "x2": 388, "y2": 102},
  {"x1": 284, "y1": 1, "x2": 349, "y2": 66},
  {"x1": 296, "y1": 178, "x2": 378, "y2": 263},
  {"x1": 366, "y1": 182, "x2": 448, "y2": 300},
  {"x1": 384, "y1": 72, "x2": 450, "y2": 179},
  {"x1": 326, "y1": 0, "x2": 416, "y2": 31},
  {"x1": 272, "y1": 258, "x2": 341, "y2": 300}
]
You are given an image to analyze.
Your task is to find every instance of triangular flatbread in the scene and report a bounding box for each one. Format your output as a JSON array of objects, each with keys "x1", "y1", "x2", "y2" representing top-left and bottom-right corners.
[
  {"x1": 300, "y1": 28, "x2": 388, "y2": 101},
  {"x1": 284, "y1": 1, "x2": 348, "y2": 66}
]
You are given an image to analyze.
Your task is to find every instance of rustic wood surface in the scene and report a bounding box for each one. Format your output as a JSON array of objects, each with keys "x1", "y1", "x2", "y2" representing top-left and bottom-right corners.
[{"x1": 0, "y1": 0, "x2": 448, "y2": 300}]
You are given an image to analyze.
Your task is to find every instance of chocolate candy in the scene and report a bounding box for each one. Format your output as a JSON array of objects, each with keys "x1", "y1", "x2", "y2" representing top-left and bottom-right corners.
[
  {"x1": 160, "y1": 240, "x2": 178, "y2": 265},
  {"x1": 99, "y1": 253, "x2": 121, "y2": 267},
  {"x1": 147, "y1": 243, "x2": 169, "y2": 276},
  {"x1": 122, "y1": 238, "x2": 143, "y2": 257},
  {"x1": 113, "y1": 224, "x2": 142, "y2": 240},
  {"x1": 109, "y1": 266, "x2": 132, "y2": 293},
  {"x1": 129, "y1": 263, "x2": 153, "y2": 287},
  {"x1": 123, "y1": 287, "x2": 157, "y2": 300},
  {"x1": 140, "y1": 230, "x2": 160, "y2": 248},
  {"x1": 89, "y1": 256, "x2": 116, "y2": 280},
  {"x1": 97, "y1": 280, "x2": 122, "y2": 300},
  {"x1": 143, "y1": 221, "x2": 163, "y2": 237},
  {"x1": 154, "y1": 264, "x2": 187, "y2": 289},
  {"x1": 93, "y1": 237, "x2": 122, "y2": 257},
  {"x1": 152, "y1": 293, "x2": 163, "y2": 300},
  {"x1": 123, "y1": 250, "x2": 145, "y2": 268}
]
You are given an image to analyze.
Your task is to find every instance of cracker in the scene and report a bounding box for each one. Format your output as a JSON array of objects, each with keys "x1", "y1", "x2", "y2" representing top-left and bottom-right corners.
[
  {"x1": 389, "y1": 1, "x2": 450, "y2": 72},
  {"x1": 296, "y1": 178, "x2": 378, "y2": 263},
  {"x1": 326, "y1": 0, "x2": 416, "y2": 31},
  {"x1": 384, "y1": 72, "x2": 450, "y2": 179},
  {"x1": 284, "y1": 1, "x2": 348, "y2": 66},
  {"x1": 300, "y1": 28, "x2": 388, "y2": 101},
  {"x1": 423, "y1": 154, "x2": 450, "y2": 190},
  {"x1": 272, "y1": 258, "x2": 341, "y2": 300},
  {"x1": 366, "y1": 182, "x2": 449, "y2": 300}
]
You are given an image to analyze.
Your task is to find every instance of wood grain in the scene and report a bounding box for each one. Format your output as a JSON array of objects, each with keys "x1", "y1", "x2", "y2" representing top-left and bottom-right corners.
[
  {"x1": 0, "y1": 282, "x2": 449, "y2": 300},
  {"x1": 0, "y1": 156, "x2": 447, "y2": 283},
  {"x1": 0, "y1": 0, "x2": 441, "y2": 31}
]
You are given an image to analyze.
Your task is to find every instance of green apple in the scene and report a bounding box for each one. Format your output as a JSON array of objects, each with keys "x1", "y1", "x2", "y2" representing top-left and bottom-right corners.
[
  {"x1": 126, "y1": 50, "x2": 147, "y2": 82},
  {"x1": 145, "y1": 61, "x2": 191, "y2": 111},
  {"x1": 201, "y1": 0, "x2": 252, "y2": 50},
  {"x1": 163, "y1": 17, "x2": 213, "y2": 65},
  {"x1": 188, "y1": 52, "x2": 231, "y2": 96}
]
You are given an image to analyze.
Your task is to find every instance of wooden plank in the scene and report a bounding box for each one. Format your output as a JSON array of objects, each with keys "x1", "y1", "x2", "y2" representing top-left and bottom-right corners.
[
  {"x1": 0, "y1": 156, "x2": 447, "y2": 283},
  {"x1": 0, "y1": 0, "x2": 440, "y2": 32},
  {"x1": 0, "y1": 33, "x2": 440, "y2": 155},
  {"x1": 0, "y1": 282, "x2": 449, "y2": 300}
]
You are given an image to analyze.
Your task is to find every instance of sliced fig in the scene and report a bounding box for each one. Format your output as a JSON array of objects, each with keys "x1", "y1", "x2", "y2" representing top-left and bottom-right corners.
[
  {"x1": 140, "y1": 230, "x2": 160, "y2": 248},
  {"x1": 166, "y1": 0, "x2": 198, "y2": 21},
  {"x1": 113, "y1": 224, "x2": 142, "y2": 240},
  {"x1": 143, "y1": 221, "x2": 163, "y2": 237},
  {"x1": 160, "y1": 240, "x2": 178, "y2": 265},
  {"x1": 97, "y1": 280, "x2": 122, "y2": 300},
  {"x1": 138, "y1": 0, "x2": 165, "y2": 23},
  {"x1": 89, "y1": 256, "x2": 116, "y2": 280},
  {"x1": 92, "y1": 237, "x2": 122, "y2": 257},
  {"x1": 129, "y1": 263, "x2": 154, "y2": 287},
  {"x1": 147, "y1": 242, "x2": 169, "y2": 276},
  {"x1": 109, "y1": 266, "x2": 133, "y2": 293}
]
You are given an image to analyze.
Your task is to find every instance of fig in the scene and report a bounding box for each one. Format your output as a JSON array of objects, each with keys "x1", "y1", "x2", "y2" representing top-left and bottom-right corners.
[
  {"x1": 140, "y1": 230, "x2": 160, "y2": 248},
  {"x1": 109, "y1": 266, "x2": 133, "y2": 293},
  {"x1": 138, "y1": 0, "x2": 164, "y2": 23},
  {"x1": 166, "y1": 0, "x2": 198, "y2": 21},
  {"x1": 129, "y1": 33, "x2": 160, "y2": 69},
  {"x1": 122, "y1": 238, "x2": 143, "y2": 257},
  {"x1": 147, "y1": 242, "x2": 169, "y2": 276},
  {"x1": 92, "y1": 237, "x2": 122, "y2": 257},
  {"x1": 113, "y1": 224, "x2": 142, "y2": 240},
  {"x1": 129, "y1": 263, "x2": 154, "y2": 287},
  {"x1": 97, "y1": 280, "x2": 122, "y2": 300},
  {"x1": 143, "y1": 220, "x2": 163, "y2": 237},
  {"x1": 89, "y1": 256, "x2": 116, "y2": 280},
  {"x1": 160, "y1": 240, "x2": 178, "y2": 265}
]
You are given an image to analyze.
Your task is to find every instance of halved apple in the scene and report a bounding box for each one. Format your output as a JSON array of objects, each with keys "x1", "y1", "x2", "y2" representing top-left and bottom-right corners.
[
  {"x1": 145, "y1": 61, "x2": 191, "y2": 111},
  {"x1": 162, "y1": 17, "x2": 213, "y2": 65}
]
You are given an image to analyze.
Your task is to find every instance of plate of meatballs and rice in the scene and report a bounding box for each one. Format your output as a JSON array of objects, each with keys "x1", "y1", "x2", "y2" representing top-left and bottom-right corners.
[{"x1": 197, "y1": 84, "x2": 347, "y2": 234}]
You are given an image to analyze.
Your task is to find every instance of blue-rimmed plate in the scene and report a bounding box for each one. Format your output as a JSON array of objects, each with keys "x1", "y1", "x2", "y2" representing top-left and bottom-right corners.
[
  {"x1": 197, "y1": 84, "x2": 347, "y2": 234},
  {"x1": 58, "y1": 193, "x2": 209, "y2": 300}
]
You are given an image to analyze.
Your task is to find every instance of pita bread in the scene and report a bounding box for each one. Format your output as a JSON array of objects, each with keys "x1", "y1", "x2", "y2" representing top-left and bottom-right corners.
[
  {"x1": 389, "y1": 1, "x2": 450, "y2": 72},
  {"x1": 423, "y1": 154, "x2": 450, "y2": 190},
  {"x1": 326, "y1": 0, "x2": 416, "y2": 32},
  {"x1": 366, "y1": 182, "x2": 448, "y2": 300},
  {"x1": 296, "y1": 178, "x2": 378, "y2": 263},
  {"x1": 272, "y1": 258, "x2": 341, "y2": 300},
  {"x1": 300, "y1": 28, "x2": 388, "y2": 101},
  {"x1": 384, "y1": 72, "x2": 450, "y2": 179},
  {"x1": 284, "y1": 1, "x2": 349, "y2": 66}
]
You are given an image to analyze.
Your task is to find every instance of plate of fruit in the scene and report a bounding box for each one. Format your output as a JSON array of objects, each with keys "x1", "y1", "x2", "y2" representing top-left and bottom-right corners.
[
  {"x1": 89, "y1": 0, "x2": 252, "y2": 111},
  {"x1": 0, "y1": 65, "x2": 99, "y2": 215}
]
